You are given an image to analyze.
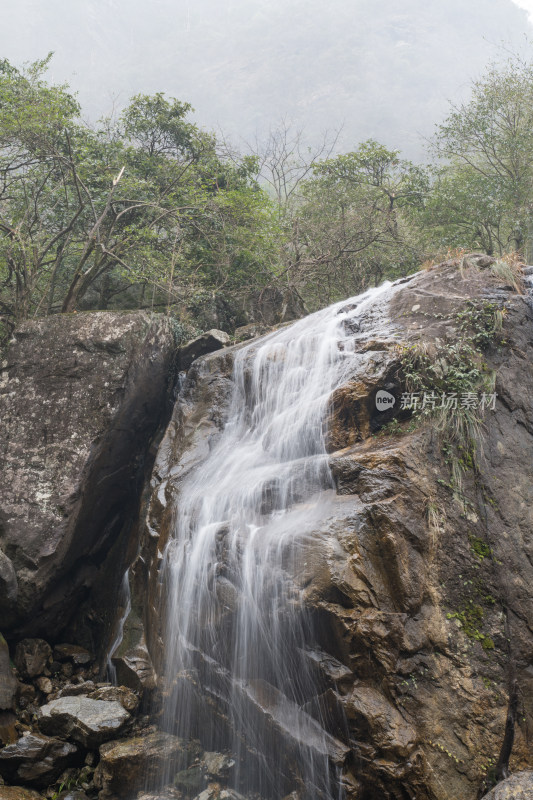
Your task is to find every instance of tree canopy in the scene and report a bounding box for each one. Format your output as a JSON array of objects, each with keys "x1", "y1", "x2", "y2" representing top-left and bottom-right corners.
[{"x1": 1, "y1": 54, "x2": 532, "y2": 340}]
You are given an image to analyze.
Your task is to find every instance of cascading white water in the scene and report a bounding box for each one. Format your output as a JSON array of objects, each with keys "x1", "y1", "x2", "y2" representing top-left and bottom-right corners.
[{"x1": 158, "y1": 283, "x2": 393, "y2": 799}]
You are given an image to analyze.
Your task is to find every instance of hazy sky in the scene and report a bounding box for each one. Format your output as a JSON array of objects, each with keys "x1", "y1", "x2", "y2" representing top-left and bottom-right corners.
[
  {"x1": 1, "y1": 1, "x2": 532, "y2": 159},
  {"x1": 511, "y1": 0, "x2": 533, "y2": 21}
]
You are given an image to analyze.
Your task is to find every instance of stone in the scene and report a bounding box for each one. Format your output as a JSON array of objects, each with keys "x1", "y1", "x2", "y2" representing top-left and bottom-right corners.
[
  {"x1": 482, "y1": 771, "x2": 533, "y2": 799},
  {"x1": 110, "y1": 605, "x2": 156, "y2": 693},
  {"x1": 178, "y1": 329, "x2": 230, "y2": 371},
  {"x1": 0, "y1": 312, "x2": 176, "y2": 644},
  {"x1": 88, "y1": 684, "x2": 139, "y2": 713},
  {"x1": 14, "y1": 639, "x2": 52, "y2": 679},
  {"x1": 53, "y1": 644, "x2": 93, "y2": 665},
  {"x1": 94, "y1": 731, "x2": 198, "y2": 796},
  {"x1": 0, "y1": 731, "x2": 78, "y2": 787},
  {"x1": 35, "y1": 676, "x2": 53, "y2": 694},
  {"x1": 0, "y1": 788, "x2": 42, "y2": 800},
  {"x1": 173, "y1": 763, "x2": 206, "y2": 794},
  {"x1": 0, "y1": 711, "x2": 18, "y2": 746},
  {"x1": 39, "y1": 696, "x2": 131, "y2": 748},
  {"x1": 58, "y1": 681, "x2": 96, "y2": 698},
  {"x1": 203, "y1": 751, "x2": 235, "y2": 779},
  {"x1": 0, "y1": 635, "x2": 17, "y2": 710},
  {"x1": 61, "y1": 663, "x2": 74, "y2": 679}
]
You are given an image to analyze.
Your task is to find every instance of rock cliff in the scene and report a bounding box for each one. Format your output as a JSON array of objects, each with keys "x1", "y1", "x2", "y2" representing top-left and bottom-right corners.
[
  {"x1": 133, "y1": 256, "x2": 533, "y2": 800},
  {"x1": 0, "y1": 260, "x2": 532, "y2": 800},
  {"x1": 0, "y1": 312, "x2": 176, "y2": 648}
]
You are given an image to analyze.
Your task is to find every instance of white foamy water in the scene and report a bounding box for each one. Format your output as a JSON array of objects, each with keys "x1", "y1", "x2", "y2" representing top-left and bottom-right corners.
[{"x1": 158, "y1": 283, "x2": 394, "y2": 798}]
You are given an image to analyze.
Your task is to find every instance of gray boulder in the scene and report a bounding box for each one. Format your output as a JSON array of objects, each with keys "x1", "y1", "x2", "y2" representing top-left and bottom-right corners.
[
  {"x1": 0, "y1": 311, "x2": 176, "y2": 642},
  {"x1": 178, "y1": 329, "x2": 230, "y2": 370},
  {"x1": 0, "y1": 731, "x2": 78, "y2": 787},
  {"x1": 39, "y1": 696, "x2": 130, "y2": 748},
  {"x1": 482, "y1": 772, "x2": 533, "y2": 799},
  {"x1": 94, "y1": 730, "x2": 197, "y2": 796}
]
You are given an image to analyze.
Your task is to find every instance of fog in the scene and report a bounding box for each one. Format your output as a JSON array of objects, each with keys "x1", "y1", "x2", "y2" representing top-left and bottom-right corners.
[{"x1": 1, "y1": 0, "x2": 532, "y2": 158}]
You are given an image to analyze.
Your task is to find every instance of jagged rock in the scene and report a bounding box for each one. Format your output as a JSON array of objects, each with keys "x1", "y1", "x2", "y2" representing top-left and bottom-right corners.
[
  {"x1": 203, "y1": 751, "x2": 235, "y2": 779},
  {"x1": 0, "y1": 731, "x2": 78, "y2": 787},
  {"x1": 94, "y1": 731, "x2": 198, "y2": 796},
  {"x1": 88, "y1": 685, "x2": 139, "y2": 713},
  {"x1": 110, "y1": 603, "x2": 156, "y2": 692},
  {"x1": 14, "y1": 639, "x2": 52, "y2": 679},
  {"x1": 0, "y1": 788, "x2": 42, "y2": 799},
  {"x1": 39, "y1": 696, "x2": 130, "y2": 748},
  {"x1": 0, "y1": 635, "x2": 17, "y2": 711},
  {"x1": 178, "y1": 329, "x2": 230, "y2": 371},
  {"x1": 0, "y1": 311, "x2": 176, "y2": 642},
  {"x1": 481, "y1": 771, "x2": 533, "y2": 799},
  {"x1": 57, "y1": 681, "x2": 96, "y2": 698},
  {"x1": 53, "y1": 644, "x2": 93, "y2": 665},
  {"x1": 345, "y1": 686, "x2": 416, "y2": 758}
]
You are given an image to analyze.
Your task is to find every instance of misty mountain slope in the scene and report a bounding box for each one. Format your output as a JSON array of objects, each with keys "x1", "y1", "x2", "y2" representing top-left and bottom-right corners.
[{"x1": 1, "y1": 0, "x2": 531, "y2": 157}]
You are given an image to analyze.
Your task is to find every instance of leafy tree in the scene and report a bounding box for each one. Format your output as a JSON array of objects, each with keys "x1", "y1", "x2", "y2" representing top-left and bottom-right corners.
[
  {"x1": 431, "y1": 59, "x2": 533, "y2": 255},
  {"x1": 282, "y1": 140, "x2": 429, "y2": 306},
  {"x1": 0, "y1": 58, "x2": 279, "y2": 327}
]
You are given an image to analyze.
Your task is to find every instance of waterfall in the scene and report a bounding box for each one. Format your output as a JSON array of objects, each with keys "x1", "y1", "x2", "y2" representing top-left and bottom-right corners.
[
  {"x1": 158, "y1": 283, "x2": 393, "y2": 799},
  {"x1": 107, "y1": 569, "x2": 131, "y2": 684}
]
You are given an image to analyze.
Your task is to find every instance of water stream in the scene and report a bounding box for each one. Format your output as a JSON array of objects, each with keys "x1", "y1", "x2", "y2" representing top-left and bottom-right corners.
[{"x1": 158, "y1": 283, "x2": 394, "y2": 798}]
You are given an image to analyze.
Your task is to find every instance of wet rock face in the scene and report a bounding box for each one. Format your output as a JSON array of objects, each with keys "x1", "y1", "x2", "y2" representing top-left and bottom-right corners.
[
  {"x1": 93, "y1": 730, "x2": 199, "y2": 796},
  {"x1": 135, "y1": 260, "x2": 533, "y2": 800},
  {"x1": 0, "y1": 311, "x2": 176, "y2": 641}
]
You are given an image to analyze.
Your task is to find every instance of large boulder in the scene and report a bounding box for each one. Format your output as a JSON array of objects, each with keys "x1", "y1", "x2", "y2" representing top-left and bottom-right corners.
[
  {"x1": 482, "y1": 772, "x2": 533, "y2": 799},
  {"x1": 39, "y1": 696, "x2": 131, "y2": 748},
  {"x1": 93, "y1": 730, "x2": 198, "y2": 797},
  {"x1": 0, "y1": 788, "x2": 42, "y2": 800},
  {"x1": 0, "y1": 311, "x2": 176, "y2": 642},
  {"x1": 178, "y1": 329, "x2": 230, "y2": 371},
  {"x1": 134, "y1": 257, "x2": 533, "y2": 800},
  {"x1": 0, "y1": 731, "x2": 78, "y2": 787}
]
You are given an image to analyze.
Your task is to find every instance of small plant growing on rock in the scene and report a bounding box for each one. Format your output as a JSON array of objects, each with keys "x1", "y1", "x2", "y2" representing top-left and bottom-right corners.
[
  {"x1": 394, "y1": 297, "x2": 505, "y2": 505},
  {"x1": 490, "y1": 253, "x2": 525, "y2": 294}
]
